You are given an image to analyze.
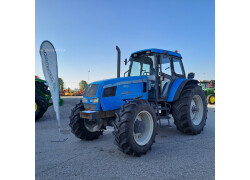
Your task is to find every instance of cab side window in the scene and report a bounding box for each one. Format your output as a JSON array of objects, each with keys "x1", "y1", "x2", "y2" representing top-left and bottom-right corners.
[
  {"x1": 173, "y1": 58, "x2": 184, "y2": 75},
  {"x1": 142, "y1": 63, "x2": 150, "y2": 75},
  {"x1": 161, "y1": 56, "x2": 171, "y2": 76},
  {"x1": 130, "y1": 61, "x2": 141, "y2": 76}
]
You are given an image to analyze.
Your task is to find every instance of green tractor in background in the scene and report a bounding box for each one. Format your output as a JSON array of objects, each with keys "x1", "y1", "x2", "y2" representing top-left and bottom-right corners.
[
  {"x1": 199, "y1": 80, "x2": 215, "y2": 105},
  {"x1": 35, "y1": 76, "x2": 63, "y2": 121}
]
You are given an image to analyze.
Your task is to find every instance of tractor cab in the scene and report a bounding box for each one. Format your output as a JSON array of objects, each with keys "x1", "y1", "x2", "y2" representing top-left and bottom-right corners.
[{"x1": 127, "y1": 49, "x2": 186, "y2": 101}]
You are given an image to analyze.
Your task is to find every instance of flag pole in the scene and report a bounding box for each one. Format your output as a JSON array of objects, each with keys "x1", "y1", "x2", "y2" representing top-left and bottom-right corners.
[{"x1": 40, "y1": 40, "x2": 67, "y2": 142}]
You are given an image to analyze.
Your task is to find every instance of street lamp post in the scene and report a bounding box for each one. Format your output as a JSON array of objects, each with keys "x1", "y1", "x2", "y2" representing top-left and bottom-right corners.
[{"x1": 88, "y1": 70, "x2": 90, "y2": 83}]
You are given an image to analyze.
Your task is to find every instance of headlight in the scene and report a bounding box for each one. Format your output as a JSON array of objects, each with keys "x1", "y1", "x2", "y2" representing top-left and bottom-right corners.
[
  {"x1": 82, "y1": 97, "x2": 88, "y2": 103},
  {"x1": 90, "y1": 98, "x2": 99, "y2": 103}
]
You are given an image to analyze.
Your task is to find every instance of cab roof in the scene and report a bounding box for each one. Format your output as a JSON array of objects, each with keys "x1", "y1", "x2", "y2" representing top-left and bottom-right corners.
[{"x1": 131, "y1": 48, "x2": 182, "y2": 58}]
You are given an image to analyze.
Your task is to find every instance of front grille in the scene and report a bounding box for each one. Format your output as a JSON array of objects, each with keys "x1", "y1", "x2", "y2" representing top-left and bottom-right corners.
[
  {"x1": 84, "y1": 84, "x2": 99, "y2": 97},
  {"x1": 84, "y1": 104, "x2": 96, "y2": 110}
]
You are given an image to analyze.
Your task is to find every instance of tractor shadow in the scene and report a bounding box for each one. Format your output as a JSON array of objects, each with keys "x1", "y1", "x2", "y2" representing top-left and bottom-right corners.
[{"x1": 36, "y1": 101, "x2": 215, "y2": 161}]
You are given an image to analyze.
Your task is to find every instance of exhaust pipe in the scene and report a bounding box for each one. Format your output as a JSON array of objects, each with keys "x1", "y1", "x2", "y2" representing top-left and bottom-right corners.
[{"x1": 116, "y1": 46, "x2": 121, "y2": 78}]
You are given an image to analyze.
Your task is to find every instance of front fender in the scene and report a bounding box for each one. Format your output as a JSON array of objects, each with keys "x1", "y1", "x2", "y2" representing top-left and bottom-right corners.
[{"x1": 167, "y1": 79, "x2": 199, "y2": 102}]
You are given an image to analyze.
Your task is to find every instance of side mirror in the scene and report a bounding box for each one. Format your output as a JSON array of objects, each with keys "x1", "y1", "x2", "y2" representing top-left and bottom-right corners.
[
  {"x1": 124, "y1": 58, "x2": 127, "y2": 65},
  {"x1": 188, "y1": 72, "x2": 195, "y2": 79}
]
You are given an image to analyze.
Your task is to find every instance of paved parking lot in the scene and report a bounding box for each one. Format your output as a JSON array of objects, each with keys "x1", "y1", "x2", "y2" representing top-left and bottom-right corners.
[{"x1": 36, "y1": 97, "x2": 215, "y2": 180}]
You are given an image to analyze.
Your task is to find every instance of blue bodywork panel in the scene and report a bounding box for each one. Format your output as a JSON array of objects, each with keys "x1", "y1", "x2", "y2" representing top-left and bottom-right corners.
[
  {"x1": 83, "y1": 76, "x2": 148, "y2": 111},
  {"x1": 167, "y1": 78, "x2": 186, "y2": 102},
  {"x1": 131, "y1": 48, "x2": 182, "y2": 58}
]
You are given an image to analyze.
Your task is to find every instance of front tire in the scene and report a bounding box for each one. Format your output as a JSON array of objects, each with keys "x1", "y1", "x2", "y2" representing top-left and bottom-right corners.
[
  {"x1": 207, "y1": 93, "x2": 215, "y2": 105},
  {"x1": 35, "y1": 92, "x2": 48, "y2": 121},
  {"x1": 69, "y1": 101, "x2": 103, "y2": 140},
  {"x1": 113, "y1": 99, "x2": 157, "y2": 156},
  {"x1": 172, "y1": 84, "x2": 207, "y2": 135}
]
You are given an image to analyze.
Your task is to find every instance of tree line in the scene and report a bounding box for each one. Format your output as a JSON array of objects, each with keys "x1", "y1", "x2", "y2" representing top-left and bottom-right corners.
[{"x1": 59, "y1": 78, "x2": 88, "y2": 90}]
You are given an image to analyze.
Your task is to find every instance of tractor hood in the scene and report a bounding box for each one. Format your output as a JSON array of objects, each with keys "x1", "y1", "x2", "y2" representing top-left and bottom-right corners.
[
  {"x1": 90, "y1": 76, "x2": 146, "y2": 88},
  {"x1": 83, "y1": 76, "x2": 148, "y2": 111}
]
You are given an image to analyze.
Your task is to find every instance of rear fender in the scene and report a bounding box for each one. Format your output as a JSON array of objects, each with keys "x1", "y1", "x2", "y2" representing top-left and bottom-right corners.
[{"x1": 167, "y1": 79, "x2": 199, "y2": 102}]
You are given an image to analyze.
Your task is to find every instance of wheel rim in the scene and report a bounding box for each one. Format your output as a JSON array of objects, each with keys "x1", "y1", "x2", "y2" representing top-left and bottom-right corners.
[
  {"x1": 190, "y1": 95, "x2": 204, "y2": 125},
  {"x1": 35, "y1": 102, "x2": 37, "y2": 112},
  {"x1": 84, "y1": 119, "x2": 102, "y2": 132},
  {"x1": 210, "y1": 96, "x2": 215, "y2": 103},
  {"x1": 133, "y1": 111, "x2": 154, "y2": 146}
]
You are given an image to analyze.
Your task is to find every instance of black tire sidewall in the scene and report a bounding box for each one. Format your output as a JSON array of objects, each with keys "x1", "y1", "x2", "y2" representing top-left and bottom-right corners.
[{"x1": 35, "y1": 92, "x2": 48, "y2": 120}]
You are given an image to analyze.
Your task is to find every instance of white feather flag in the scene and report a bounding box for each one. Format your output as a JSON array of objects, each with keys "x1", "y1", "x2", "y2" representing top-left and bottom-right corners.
[{"x1": 39, "y1": 41, "x2": 61, "y2": 128}]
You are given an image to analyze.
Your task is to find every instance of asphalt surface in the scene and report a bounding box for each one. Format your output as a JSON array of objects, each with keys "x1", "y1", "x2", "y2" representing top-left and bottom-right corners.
[{"x1": 36, "y1": 97, "x2": 215, "y2": 180}]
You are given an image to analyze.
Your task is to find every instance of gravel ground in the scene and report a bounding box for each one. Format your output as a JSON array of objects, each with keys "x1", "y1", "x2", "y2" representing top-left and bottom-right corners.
[{"x1": 36, "y1": 97, "x2": 215, "y2": 180}]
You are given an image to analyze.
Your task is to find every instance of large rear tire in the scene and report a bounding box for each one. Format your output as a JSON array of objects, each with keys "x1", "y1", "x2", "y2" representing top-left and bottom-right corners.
[
  {"x1": 113, "y1": 99, "x2": 157, "y2": 156},
  {"x1": 35, "y1": 92, "x2": 48, "y2": 121},
  {"x1": 69, "y1": 101, "x2": 103, "y2": 140},
  {"x1": 172, "y1": 84, "x2": 207, "y2": 135}
]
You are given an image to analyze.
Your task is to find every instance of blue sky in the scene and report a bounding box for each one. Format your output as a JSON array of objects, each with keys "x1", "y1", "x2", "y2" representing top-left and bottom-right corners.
[{"x1": 36, "y1": 0, "x2": 214, "y2": 89}]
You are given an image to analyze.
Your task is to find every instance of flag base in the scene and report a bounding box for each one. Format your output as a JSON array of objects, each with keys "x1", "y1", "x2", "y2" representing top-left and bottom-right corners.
[
  {"x1": 51, "y1": 128, "x2": 68, "y2": 142},
  {"x1": 51, "y1": 138, "x2": 68, "y2": 142}
]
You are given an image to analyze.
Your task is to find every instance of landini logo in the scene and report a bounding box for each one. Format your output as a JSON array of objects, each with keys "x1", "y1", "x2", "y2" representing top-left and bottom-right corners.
[{"x1": 121, "y1": 91, "x2": 131, "y2": 95}]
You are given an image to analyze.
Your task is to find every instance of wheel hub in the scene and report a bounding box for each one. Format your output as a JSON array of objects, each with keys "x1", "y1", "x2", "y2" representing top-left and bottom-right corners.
[
  {"x1": 210, "y1": 96, "x2": 215, "y2": 103},
  {"x1": 133, "y1": 111, "x2": 154, "y2": 146},
  {"x1": 134, "y1": 119, "x2": 146, "y2": 134},
  {"x1": 191, "y1": 105, "x2": 198, "y2": 113},
  {"x1": 84, "y1": 119, "x2": 103, "y2": 132},
  {"x1": 190, "y1": 95, "x2": 204, "y2": 125}
]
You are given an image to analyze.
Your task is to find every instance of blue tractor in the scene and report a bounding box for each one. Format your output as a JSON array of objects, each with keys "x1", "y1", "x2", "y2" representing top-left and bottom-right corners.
[{"x1": 69, "y1": 47, "x2": 207, "y2": 156}]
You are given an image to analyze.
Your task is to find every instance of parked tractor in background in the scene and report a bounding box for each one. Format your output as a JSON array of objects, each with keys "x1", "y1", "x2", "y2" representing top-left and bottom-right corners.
[
  {"x1": 74, "y1": 89, "x2": 84, "y2": 96},
  {"x1": 60, "y1": 89, "x2": 66, "y2": 96},
  {"x1": 60, "y1": 88, "x2": 73, "y2": 96},
  {"x1": 65, "y1": 88, "x2": 74, "y2": 96},
  {"x1": 69, "y1": 47, "x2": 207, "y2": 156},
  {"x1": 199, "y1": 80, "x2": 215, "y2": 105},
  {"x1": 35, "y1": 76, "x2": 64, "y2": 121}
]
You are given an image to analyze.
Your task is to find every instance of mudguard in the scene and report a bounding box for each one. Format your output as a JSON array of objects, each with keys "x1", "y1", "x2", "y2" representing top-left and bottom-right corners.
[{"x1": 167, "y1": 79, "x2": 199, "y2": 102}]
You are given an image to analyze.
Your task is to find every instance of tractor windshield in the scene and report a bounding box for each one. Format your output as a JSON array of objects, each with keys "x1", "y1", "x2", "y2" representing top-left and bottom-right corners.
[{"x1": 129, "y1": 55, "x2": 155, "y2": 77}]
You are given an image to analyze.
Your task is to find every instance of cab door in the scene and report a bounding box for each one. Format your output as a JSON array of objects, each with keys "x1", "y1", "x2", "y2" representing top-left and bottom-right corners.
[
  {"x1": 160, "y1": 55, "x2": 173, "y2": 97},
  {"x1": 160, "y1": 55, "x2": 186, "y2": 99}
]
